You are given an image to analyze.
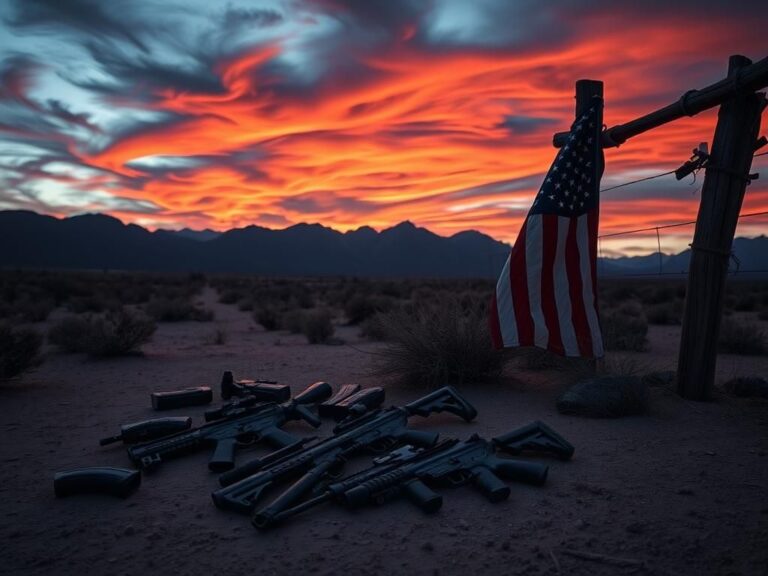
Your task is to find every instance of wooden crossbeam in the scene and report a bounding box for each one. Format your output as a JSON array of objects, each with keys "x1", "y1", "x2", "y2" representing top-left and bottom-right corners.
[{"x1": 553, "y1": 55, "x2": 768, "y2": 148}]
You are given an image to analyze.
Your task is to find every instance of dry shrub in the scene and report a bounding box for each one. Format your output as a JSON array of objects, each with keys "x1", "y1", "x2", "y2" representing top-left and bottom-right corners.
[
  {"x1": 645, "y1": 300, "x2": 682, "y2": 325},
  {"x1": 49, "y1": 310, "x2": 156, "y2": 357},
  {"x1": 255, "y1": 307, "x2": 281, "y2": 331},
  {"x1": 601, "y1": 301, "x2": 648, "y2": 352},
  {"x1": 371, "y1": 304, "x2": 503, "y2": 388},
  {"x1": 281, "y1": 310, "x2": 305, "y2": 334},
  {"x1": 302, "y1": 309, "x2": 334, "y2": 344},
  {"x1": 360, "y1": 312, "x2": 389, "y2": 341},
  {"x1": 344, "y1": 294, "x2": 393, "y2": 325},
  {"x1": 0, "y1": 323, "x2": 43, "y2": 379},
  {"x1": 717, "y1": 317, "x2": 767, "y2": 355},
  {"x1": 145, "y1": 297, "x2": 213, "y2": 322}
]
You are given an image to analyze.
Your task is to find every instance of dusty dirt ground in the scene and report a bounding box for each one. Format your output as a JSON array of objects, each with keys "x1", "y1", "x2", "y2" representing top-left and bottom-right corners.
[{"x1": 1, "y1": 288, "x2": 767, "y2": 576}]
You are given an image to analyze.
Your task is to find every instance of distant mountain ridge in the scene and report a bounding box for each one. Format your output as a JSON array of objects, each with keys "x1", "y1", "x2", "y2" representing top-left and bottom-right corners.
[{"x1": 0, "y1": 210, "x2": 765, "y2": 278}]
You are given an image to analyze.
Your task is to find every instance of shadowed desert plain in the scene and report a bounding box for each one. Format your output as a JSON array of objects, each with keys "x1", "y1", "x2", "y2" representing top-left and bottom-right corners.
[{"x1": 1, "y1": 274, "x2": 767, "y2": 576}]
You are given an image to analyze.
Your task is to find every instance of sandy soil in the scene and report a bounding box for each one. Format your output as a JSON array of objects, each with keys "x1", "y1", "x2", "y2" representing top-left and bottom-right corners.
[{"x1": 1, "y1": 287, "x2": 767, "y2": 576}]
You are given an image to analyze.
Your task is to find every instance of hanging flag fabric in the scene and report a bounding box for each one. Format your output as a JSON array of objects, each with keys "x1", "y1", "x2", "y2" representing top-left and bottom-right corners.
[{"x1": 489, "y1": 97, "x2": 605, "y2": 358}]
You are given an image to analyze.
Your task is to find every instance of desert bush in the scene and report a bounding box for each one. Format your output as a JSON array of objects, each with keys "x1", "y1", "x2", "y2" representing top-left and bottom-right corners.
[
  {"x1": 601, "y1": 301, "x2": 648, "y2": 352},
  {"x1": 732, "y1": 293, "x2": 757, "y2": 312},
  {"x1": 49, "y1": 316, "x2": 92, "y2": 353},
  {"x1": 68, "y1": 294, "x2": 121, "y2": 314},
  {"x1": 0, "y1": 323, "x2": 43, "y2": 379},
  {"x1": 83, "y1": 310, "x2": 157, "y2": 357},
  {"x1": 237, "y1": 299, "x2": 254, "y2": 312},
  {"x1": 371, "y1": 305, "x2": 503, "y2": 387},
  {"x1": 645, "y1": 300, "x2": 683, "y2": 325},
  {"x1": 360, "y1": 313, "x2": 389, "y2": 341},
  {"x1": 717, "y1": 318, "x2": 767, "y2": 355},
  {"x1": 49, "y1": 310, "x2": 156, "y2": 356},
  {"x1": 281, "y1": 310, "x2": 306, "y2": 334},
  {"x1": 302, "y1": 309, "x2": 334, "y2": 344},
  {"x1": 145, "y1": 297, "x2": 213, "y2": 322},
  {"x1": 255, "y1": 307, "x2": 281, "y2": 331},
  {"x1": 344, "y1": 294, "x2": 394, "y2": 325},
  {"x1": 218, "y1": 289, "x2": 245, "y2": 305}
]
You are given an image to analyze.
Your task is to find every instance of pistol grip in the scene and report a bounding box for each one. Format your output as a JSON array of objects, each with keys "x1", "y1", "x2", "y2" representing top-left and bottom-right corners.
[
  {"x1": 404, "y1": 480, "x2": 442, "y2": 513},
  {"x1": 473, "y1": 467, "x2": 510, "y2": 502},
  {"x1": 209, "y1": 438, "x2": 238, "y2": 472}
]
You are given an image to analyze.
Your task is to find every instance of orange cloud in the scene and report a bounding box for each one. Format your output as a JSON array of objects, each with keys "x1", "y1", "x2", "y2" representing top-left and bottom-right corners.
[{"x1": 72, "y1": 18, "x2": 767, "y2": 252}]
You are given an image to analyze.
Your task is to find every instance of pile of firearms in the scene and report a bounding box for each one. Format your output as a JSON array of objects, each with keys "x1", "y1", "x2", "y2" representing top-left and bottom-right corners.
[{"x1": 54, "y1": 373, "x2": 574, "y2": 530}]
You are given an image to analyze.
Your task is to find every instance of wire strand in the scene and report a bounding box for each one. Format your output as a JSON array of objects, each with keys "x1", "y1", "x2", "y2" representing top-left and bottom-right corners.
[{"x1": 600, "y1": 169, "x2": 677, "y2": 193}]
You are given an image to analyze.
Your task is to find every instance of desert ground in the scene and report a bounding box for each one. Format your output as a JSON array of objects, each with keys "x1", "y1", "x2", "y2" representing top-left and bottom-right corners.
[{"x1": 1, "y1": 281, "x2": 767, "y2": 576}]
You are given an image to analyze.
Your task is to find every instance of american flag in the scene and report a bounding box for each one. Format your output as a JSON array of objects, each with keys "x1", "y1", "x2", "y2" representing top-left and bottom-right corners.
[{"x1": 489, "y1": 98, "x2": 605, "y2": 358}]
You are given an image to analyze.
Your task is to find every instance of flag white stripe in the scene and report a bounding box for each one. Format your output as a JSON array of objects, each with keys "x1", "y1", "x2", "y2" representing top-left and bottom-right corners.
[
  {"x1": 495, "y1": 254, "x2": 518, "y2": 346},
  {"x1": 577, "y1": 215, "x2": 603, "y2": 356},
  {"x1": 554, "y1": 216, "x2": 579, "y2": 356},
  {"x1": 525, "y1": 215, "x2": 549, "y2": 348}
]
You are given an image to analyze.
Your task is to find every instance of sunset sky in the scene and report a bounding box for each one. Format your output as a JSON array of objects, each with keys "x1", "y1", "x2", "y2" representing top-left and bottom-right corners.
[{"x1": 0, "y1": 0, "x2": 766, "y2": 256}]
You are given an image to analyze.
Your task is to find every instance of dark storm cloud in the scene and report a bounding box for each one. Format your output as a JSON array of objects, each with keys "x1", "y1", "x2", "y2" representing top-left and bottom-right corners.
[
  {"x1": 498, "y1": 115, "x2": 559, "y2": 135},
  {"x1": 222, "y1": 6, "x2": 283, "y2": 30},
  {"x1": 307, "y1": 0, "x2": 425, "y2": 29},
  {"x1": 280, "y1": 191, "x2": 377, "y2": 215},
  {"x1": 76, "y1": 41, "x2": 225, "y2": 98},
  {"x1": 6, "y1": 0, "x2": 149, "y2": 51}
]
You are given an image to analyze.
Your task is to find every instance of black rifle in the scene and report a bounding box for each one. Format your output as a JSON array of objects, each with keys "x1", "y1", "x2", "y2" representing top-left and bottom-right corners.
[
  {"x1": 100, "y1": 417, "x2": 193, "y2": 445},
  {"x1": 492, "y1": 420, "x2": 575, "y2": 460},
  {"x1": 220, "y1": 370, "x2": 289, "y2": 401},
  {"x1": 128, "y1": 381, "x2": 332, "y2": 472},
  {"x1": 212, "y1": 386, "x2": 477, "y2": 514},
  {"x1": 253, "y1": 427, "x2": 555, "y2": 529}
]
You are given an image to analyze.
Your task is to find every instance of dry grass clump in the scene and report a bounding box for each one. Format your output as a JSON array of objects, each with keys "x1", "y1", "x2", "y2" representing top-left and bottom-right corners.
[
  {"x1": 645, "y1": 300, "x2": 683, "y2": 325},
  {"x1": 302, "y1": 309, "x2": 335, "y2": 344},
  {"x1": 717, "y1": 317, "x2": 767, "y2": 355},
  {"x1": 49, "y1": 309, "x2": 156, "y2": 357},
  {"x1": 145, "y1": 297, "x2": 213, "y2": 322},
  {"x1": 600, "y1": 301, "x2": 648, "y2": 352},
  {"x1": 0, "y1": 322, "x2": 43, "y2": 379},
  {"x1": 371, "y1": 303, "x2": 503, "y2": 388}
]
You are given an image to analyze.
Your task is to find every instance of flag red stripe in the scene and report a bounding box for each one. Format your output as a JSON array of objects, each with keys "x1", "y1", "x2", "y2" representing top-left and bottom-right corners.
[
  {"x1": 510, "y1": 222, "x2": 534, "y2": 346},
  {"x1": 540, "y1": 215, "x2": 564, "y2": 355},
  {"x1": 588, "y1": 209, "x2": 600, "y2": 318},
  {"x1": 565, "y1": 216, "x2": 592, "y2": 356}
]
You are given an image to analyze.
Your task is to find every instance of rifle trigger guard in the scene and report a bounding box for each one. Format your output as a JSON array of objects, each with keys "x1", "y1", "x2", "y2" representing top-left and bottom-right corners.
[
  {"x1": 235, "y1": 432, "x2": 257, "y2": 446},
  {"x1": 446, "y1": 470, "x2": 471, "y2": 486}
]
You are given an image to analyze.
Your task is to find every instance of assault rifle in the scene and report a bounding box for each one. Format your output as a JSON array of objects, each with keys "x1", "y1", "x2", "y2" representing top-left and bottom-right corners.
[
  {"x1": 253, "y1": 425, "x2": 559, "y2": 529},
  {"x1": 212, "y1": 386, "x2": 477, "y2": 514},
  {"x1": 128, "y1": 381, "x2": 332, "y2": 472}
]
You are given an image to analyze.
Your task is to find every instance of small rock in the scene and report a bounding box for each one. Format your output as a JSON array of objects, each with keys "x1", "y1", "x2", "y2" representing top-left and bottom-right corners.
[
  {"x1": 124, "y1": 525, "x2": 135, "y2": 536},
  {"x1": 677, "y1": 488, "x2": 695, "y2": 496},
  {"x1": 722, "y1": 376, "x2": 768, "y2": 398},
  {"x1": 421, "y1": 542, "x2": 434, "y2": 552}
]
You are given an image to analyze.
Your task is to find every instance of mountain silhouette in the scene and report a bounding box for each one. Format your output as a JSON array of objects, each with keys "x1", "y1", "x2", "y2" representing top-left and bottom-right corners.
[{"x1": 1, "y1": 210, "x2": 765, "y2": 278}]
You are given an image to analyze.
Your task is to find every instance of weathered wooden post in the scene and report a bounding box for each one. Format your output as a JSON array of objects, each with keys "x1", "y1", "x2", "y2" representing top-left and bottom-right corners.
[{"x1": 677, "y1": 55, "x2": 767, "y2": 400}]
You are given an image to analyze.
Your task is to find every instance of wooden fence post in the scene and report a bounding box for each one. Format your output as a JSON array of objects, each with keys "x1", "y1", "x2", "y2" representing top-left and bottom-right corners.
[{"x1": 677, "y1": 55, "x2": 767, "y2": 400}]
